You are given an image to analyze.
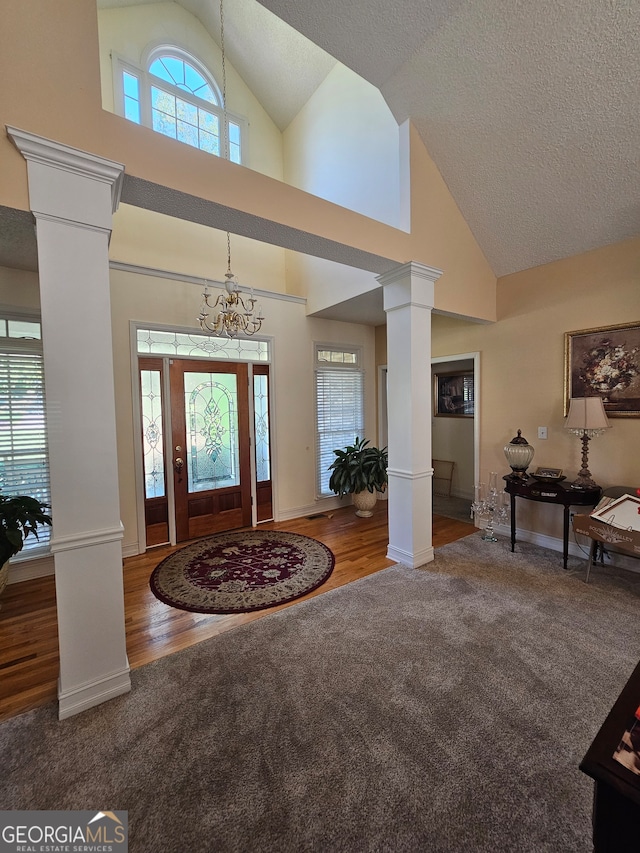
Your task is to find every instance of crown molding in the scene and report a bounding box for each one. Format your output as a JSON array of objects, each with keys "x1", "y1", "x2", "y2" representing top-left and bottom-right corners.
[
  {"x1": 6, "y1": 126, "x2": 125, "y2": 213},
  {"x1": 109, "y1": 260, "x2": 307, "y2": 304}
]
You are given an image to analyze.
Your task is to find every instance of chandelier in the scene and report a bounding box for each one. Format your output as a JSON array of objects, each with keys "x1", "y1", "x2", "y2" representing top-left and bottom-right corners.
[
  {"x1": 198, "y1": 237, "x2": 265, "y2": 338},
  {"x1": 197, "y1": 0, "x2": 265, "y2": 339}
]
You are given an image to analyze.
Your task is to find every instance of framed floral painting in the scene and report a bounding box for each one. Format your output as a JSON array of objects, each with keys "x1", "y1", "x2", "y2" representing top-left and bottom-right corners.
[{"x1": 564, "y1": 321, "x2": 640, "y2": 417}]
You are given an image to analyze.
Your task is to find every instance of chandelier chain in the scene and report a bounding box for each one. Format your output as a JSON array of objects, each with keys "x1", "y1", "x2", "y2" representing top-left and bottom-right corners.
[
  {"x1": 197, "y1": 0, "x2": 265, "y2": 338},
  {"x1": 220, "y1": 0, "x2": 229, "y2": 162}
]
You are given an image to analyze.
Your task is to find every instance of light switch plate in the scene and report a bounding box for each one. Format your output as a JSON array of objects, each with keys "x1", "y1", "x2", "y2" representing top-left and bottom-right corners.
[{"x1": 538, "y1": 426, "x2": 548, "y2": 439}]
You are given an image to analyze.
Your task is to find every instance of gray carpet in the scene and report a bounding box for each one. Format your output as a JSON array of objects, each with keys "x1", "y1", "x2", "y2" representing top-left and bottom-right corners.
[{"x1": 2, "y1": 534, "x2": 640, "y2": 852}]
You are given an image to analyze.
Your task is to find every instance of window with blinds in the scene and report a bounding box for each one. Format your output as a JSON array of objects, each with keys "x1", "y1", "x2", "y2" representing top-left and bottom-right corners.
[
  {"x1": 315, "y1": 345, "x2": 364, "y2": 497},
  {"x1": 0, "y1": 315, "x2": 51, "y2": 557}
]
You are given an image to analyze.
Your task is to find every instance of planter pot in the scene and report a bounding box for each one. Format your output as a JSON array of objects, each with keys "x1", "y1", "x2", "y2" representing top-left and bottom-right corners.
[
  {"x1": 0, "y1": 560, "x2": 9, "y2": 609},
  {"x1": 353, "y1": 490, "x2": 378, "y2": 518}
]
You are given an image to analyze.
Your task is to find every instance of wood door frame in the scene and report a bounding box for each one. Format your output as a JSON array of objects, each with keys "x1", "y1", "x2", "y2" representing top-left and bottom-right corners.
[{"x1": 134, "y1": 346, "x2": 274, "y2": 552}]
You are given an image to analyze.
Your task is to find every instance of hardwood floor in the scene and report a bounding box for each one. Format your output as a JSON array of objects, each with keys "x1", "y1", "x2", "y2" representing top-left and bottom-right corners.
[{"x1": 0, "y1": 503, "x2": 476, "y2": 722}]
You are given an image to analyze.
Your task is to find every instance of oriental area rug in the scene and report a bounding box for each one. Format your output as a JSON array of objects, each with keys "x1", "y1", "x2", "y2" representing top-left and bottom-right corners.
[{"x1": 149, "y1": 529, "x2": 335, "y2": 614}]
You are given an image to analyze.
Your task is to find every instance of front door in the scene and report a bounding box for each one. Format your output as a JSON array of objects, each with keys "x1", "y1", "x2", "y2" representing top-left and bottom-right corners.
[
  {"x1": 170, "y1": 359, "x2": 252, "y2": 541},
  {"x1": 138, "y1": 356, "x2": 272, "y2": 546}
]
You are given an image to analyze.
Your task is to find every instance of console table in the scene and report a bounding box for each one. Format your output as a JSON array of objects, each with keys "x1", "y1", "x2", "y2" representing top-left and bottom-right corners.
[{"x1": 503, "y1": 477, "x2": 601, "y2": 569}]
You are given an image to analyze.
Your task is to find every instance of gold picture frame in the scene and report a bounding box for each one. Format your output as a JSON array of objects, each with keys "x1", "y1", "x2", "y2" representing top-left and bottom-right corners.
[{"x1": 564, "y1": 321, "x2": 640, "y2": 418}]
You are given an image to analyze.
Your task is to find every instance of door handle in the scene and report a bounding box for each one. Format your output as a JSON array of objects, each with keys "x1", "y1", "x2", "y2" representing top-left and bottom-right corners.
[{"x1": 174, "y1": 457, "x2": 184, "y2": 474}]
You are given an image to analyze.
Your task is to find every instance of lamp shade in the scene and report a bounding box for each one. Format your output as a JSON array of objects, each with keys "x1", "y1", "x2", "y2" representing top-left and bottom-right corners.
[{"x1": 564, "y1": 397, "x2": 610, "y2": 435}]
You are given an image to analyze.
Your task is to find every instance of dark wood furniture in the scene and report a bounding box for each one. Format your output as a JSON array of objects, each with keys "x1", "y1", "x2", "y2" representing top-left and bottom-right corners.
[
  {"x1": 580, "y1": 660, "x2": 640, "y2": 852},
  {"x1": 503, "y1": 476, "x2": 601, "y2": 569}
]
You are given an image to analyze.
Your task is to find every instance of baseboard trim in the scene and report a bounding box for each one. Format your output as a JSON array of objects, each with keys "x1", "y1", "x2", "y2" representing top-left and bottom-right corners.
[
  {"x1": 8, "y1": 543, "x2": 143, "y2": 584},
  {"x1": 7, "y1": 555, "x2": 54, "y2": 584},
  {"x1": 58, "y1": 664, "x2": 132, "y2": 720},
  {"x1": 387, "y1": 544, "x2": 435, "y2": 568},
  {"x1": 493, "y1": 523, "x2": 591, "y2": 560},
  {"x1": 276, "y1": 496, "x2": 346, "y2": 522},
  {"x1": 122, "y1": 542, "x2": 141, "y2": 558}
]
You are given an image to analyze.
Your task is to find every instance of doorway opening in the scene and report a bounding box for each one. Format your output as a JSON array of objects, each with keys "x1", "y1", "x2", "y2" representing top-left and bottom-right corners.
[
  {"x1": 377, "y1": 353, "x2": 479, "y2": 518},
  {"x1": 431, "y1": 352, "x2": 479, "y2": 519}
]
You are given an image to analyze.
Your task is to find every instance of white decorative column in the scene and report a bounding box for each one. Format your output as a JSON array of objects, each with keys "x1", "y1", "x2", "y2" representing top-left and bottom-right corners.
[
  {"x1": 8, "y1": 127, "x2": 131, "y2": 719},
  {"x1": 377, "y1": 262, "x2": 442, "y2": 568}
]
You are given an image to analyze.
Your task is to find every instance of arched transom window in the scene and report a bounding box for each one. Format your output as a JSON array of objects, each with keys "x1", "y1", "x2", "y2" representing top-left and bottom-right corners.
[{"x1": 116, "y1": 47, "x2": 243, "y2": 163}]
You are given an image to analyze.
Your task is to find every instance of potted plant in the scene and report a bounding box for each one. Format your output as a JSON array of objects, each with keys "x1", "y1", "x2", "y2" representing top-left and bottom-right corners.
[
  {"x1": 0, "y1": 491, "x2": 52, "y2": 605},
  {"x1": 328, "y1": 437, "x2": 388, "y2": 517}
]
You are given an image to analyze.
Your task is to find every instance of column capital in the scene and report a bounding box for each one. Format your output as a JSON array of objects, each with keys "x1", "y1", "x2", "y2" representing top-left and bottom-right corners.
[
  {"x1": 376, "y1": 261, "x2": 443, "y2": 288},
  {"x1": 378, "y1": 261, "x2": 442, "y2": 314},
  {"x1": 7, "y1": 126, "x2": 125, "y2": 221}
]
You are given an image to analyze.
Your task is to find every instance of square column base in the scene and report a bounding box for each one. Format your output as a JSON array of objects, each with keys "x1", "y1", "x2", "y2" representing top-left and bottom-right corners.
[
  {"x1": 387, "y1": 470, "x2": 434, "y2": 568},
  {"x1": 58, "y1": 666, "x2": 131, "y2": 720}
]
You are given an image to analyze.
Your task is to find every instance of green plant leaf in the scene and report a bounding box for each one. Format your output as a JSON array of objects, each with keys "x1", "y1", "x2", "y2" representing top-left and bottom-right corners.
[{"x1": 327, "y1": 439, "x2": 388, "y2": 497}]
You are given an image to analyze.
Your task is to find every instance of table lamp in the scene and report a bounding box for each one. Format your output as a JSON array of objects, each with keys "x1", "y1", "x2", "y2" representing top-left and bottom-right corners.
[{"x1": 564, "y1": 397, "x2": 610, "y2": 490}]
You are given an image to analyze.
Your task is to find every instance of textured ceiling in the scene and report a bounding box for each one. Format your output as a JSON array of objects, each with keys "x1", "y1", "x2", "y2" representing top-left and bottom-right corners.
[
  {"x1": 97, "y1": 0, "x2": 336, "y2": 131},
  {"x1": 0, "y1": 207, "x2": 37, "y2": 272},
  {"x1": 6, "y1": 0, "x2": 639, "y2": 289},
  {"x1": 257, "y1": 0, "x2": 640, "y2": 276}
]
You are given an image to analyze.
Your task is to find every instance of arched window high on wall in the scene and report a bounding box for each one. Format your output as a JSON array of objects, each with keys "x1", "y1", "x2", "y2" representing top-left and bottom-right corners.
[{"x1": 115, "y1": 46, "x2": 244, "y2": 163}]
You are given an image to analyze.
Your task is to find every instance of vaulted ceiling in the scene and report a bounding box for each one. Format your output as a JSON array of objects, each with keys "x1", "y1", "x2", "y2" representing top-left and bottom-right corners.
[
  {"x1": 256, "y1": 0, "x2": 640, "y2": 277},
  {"x1": 7, "y1": 0, "x2": 640, "y2": 282},
  {"x1": 104, "y1": 0, "x2": 640, "y2": 277}
]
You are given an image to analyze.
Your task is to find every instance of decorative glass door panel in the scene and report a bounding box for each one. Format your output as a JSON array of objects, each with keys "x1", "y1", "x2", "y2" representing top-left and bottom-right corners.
[
  {"x1": 170, "y1": 360, "x2": 251, "y2": 541},
  {"x1": 139, "y1": 358, "x2": 169, "y2": 546},
  {"x1": 141, "y1": 369, "x2": 166, "y2": 498},
  {"x1": 253, "y1": 364, "x2": 272, "y2": 522},
  {"x1": 184, "y1": 372, "x2": 240, "y2": 492},
  {"x1": 253, "y1": 373, "x2": 270, "y2": 482}
]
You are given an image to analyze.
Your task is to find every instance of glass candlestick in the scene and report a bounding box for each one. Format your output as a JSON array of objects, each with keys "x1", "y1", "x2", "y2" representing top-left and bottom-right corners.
[{"x1": 472, "y1": 472, "x2": 509, "y2": 542}]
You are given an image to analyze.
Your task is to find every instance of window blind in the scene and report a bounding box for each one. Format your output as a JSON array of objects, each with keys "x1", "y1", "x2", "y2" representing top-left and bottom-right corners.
[
  {"x1": 316, "y1": 368, "x2": 364, "y2": 496},
  {"x1": 0, "y1": 349, "x2": 51, "y2": 555}
]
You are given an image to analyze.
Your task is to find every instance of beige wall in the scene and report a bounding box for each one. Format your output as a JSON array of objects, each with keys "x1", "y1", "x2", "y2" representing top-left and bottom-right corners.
[
  {"x1": 0, "y1": 268, "x2": 40, "y2": 309},
  {"x1": 97, "y1": 3, "x2": 284, "y2": 182},
  {"x1": 1, "y1": 0, "x2": 495, "y2": 325},
  {"x1": 109, "y1": 205, "x2": 288, "y2": 293},
  {"x1": 1, "y1": 0, "x2": 409, "y2": 269},
  {"x1": 432, "y1": 236, "x2": 640, "y2": 542},
  {"x1": 0, "y1": 261, "x2": 377, "y2": 553},
  {"x1": 408, "y1": 125, "x2": 497, "y2": 321},
  {"x1": 282, "y1": 66, "x2": 497, "y2": 319},
  {"x1": 284, "y1": 252, "x2": 379, "y2": 308},
  {"x1": 283, "y1": 63, "x2": 402, "y2": 228},
  {"x1": 0, "y1": 0, "x2": 535, "y2": 558},
  {"x1": 109, "y1": 268, "x2": 377, "y2": 552}
]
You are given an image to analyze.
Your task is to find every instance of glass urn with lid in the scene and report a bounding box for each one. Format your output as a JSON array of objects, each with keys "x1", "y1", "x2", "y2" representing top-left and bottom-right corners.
[{"x1": 504, "y1": 430, "x2": 535, "y2": 480}]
